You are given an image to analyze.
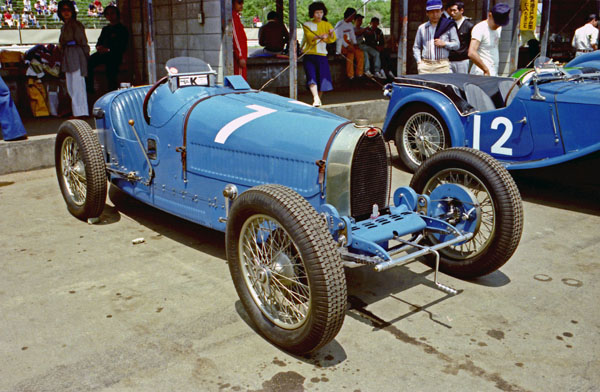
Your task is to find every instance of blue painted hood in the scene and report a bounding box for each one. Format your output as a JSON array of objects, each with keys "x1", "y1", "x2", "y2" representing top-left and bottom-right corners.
[
  {"x1": 551, "y1": 81, "x2": 600, "y2": 105},
  {"x1": 174, "y1": 87, "x2": 348, "y2": 196}
]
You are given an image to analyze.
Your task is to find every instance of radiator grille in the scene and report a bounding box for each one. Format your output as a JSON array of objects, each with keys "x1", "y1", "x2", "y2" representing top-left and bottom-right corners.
[{"x1": 350, "y1": 132, "x2": 390, "y2": 219}]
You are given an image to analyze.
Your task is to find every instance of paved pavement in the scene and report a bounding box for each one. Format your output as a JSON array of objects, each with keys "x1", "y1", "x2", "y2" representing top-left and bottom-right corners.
[{"x1": 1, "y1": 154, "x2": 599, "y2": 391}]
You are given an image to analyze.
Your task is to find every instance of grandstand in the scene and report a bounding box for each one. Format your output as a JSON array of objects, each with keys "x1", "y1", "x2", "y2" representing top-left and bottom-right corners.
[{"x1": 1, "y1": 0, "x2": 112, "y2": 29}]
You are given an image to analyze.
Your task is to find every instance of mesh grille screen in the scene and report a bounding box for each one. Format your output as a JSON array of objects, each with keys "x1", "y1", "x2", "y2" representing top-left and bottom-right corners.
[{"x1": 350, "y1": 133, "x2": 390, "y2": 219}]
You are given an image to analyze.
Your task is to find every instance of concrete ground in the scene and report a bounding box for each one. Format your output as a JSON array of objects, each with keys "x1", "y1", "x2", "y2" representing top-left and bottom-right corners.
[{"x1": 1, "y1": 152, "x2": 599, "y2": 392}]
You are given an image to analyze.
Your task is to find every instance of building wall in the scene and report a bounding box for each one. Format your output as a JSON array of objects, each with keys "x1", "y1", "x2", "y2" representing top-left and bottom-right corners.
[
  {"x1": 121, "y1": 0, "x2": 591, "y2": 84},
  {"x1": 123, "y1": 0, "x2": 225, "y2": 84}
]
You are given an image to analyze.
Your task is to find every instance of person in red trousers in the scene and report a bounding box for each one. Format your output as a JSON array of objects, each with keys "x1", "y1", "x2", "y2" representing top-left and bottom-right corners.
[{"x1": 232, "y1": 0, "x2": 247, "y2": 80}]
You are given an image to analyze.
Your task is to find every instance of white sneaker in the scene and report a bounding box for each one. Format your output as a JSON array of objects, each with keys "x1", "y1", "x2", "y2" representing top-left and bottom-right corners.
[
  {"x1": 387, "y1": 70, "x2": 396, "y2": 79},
  {"x1": 364, "y1": 70, "x2": 373, "y2": 78},
  {"x1": 312, "y1": 97, "x2": 322, "y2": 107},
  {"x1": 376, "y1": 70, "x2": 386, "y2": 78}
]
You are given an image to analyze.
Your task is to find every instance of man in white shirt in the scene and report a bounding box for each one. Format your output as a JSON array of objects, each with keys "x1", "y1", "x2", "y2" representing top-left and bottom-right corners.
[
  {"x1": 572, "y1": 14, "x2": 598, "y2": 57},
  {"x1": 335, "y1": 7, "x2": 364, "y2": 80},
  {"x1": 468, "y1": 3, "x2": 510, "y2": 76}
]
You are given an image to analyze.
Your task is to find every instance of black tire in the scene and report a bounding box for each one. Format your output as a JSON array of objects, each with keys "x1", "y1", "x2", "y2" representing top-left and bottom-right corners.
[
  {"x1": 410, "y1": 148, "x2": 523, "y2": 279},
  {"x1": 55, "y1": 120, "x2": 107, "y2": 220},
  {"x1": 226, "y1": 184, "x2": 346, "y2": 354},
  {"x1": 394, "y1": 104, "x2": 450, "y2": 173}
]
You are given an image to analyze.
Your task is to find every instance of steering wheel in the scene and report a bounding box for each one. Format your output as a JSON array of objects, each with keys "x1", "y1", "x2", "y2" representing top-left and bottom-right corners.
[
  {"x1": 143, "y1": 75, "x2": 169, "y2": 125},
  {"x1": 504, "y1": 69, "x2": 535, "y2": 107}
]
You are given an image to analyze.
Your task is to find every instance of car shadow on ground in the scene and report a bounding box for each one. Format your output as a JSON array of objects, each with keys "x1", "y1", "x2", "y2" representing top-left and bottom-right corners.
[
  {"x1": 104, "y1": 183, "x2": 514, "y2": 365},
  {"x1": 510, "y1": 154, "x2": 600, "y2": 216},
  {"x1": 390, "y1": 147, "x2": 600, "y2": 216},
  {"x1": 233, "y1": 300, "x2": 349, "y2": 367},
  {"x1": 105, "y1": 184, "x2": 227, "y2": 260}
]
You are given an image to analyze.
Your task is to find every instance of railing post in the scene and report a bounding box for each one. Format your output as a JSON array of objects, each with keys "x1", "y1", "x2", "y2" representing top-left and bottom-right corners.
[
  {"x1": 289, "y1": 0, "x2": 297, "y2": 100},
  {"x1": 145, "y1": 0, "x2": 156, "y2": 84}
]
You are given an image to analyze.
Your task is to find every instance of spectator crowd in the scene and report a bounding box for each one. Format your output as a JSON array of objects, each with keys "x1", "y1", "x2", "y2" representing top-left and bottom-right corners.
[{"x1": 2, "y1": 0, "x2": 116, "y2": 28}]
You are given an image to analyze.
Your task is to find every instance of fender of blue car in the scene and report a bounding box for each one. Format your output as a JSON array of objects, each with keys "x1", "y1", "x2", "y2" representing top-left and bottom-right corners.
[{"x1": 383, "y1": 89, "x2": 466, "y2": 147}]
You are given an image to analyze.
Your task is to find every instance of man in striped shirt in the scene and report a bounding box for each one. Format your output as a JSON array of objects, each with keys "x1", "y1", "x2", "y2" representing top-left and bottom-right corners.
[{"x1": 413, "y1": 0, "x2": 459, "y2": 74}]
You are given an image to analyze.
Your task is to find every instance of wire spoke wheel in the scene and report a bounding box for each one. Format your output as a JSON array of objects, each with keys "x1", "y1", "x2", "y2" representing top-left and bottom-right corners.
[
  {"x1": 422, "y1": 168, "x2": 495, "y2": 260},
  {"x1": 61, "y1": 136, "x2": 87, "y2": 206},
  {"x1": 239, "y1": 215, "x2": 311, "y2": 329},
  {"x1": 55, "y1": 120, "x2": 107, "y2": 220},
  {"x1": 227, "y1": 185, "x2": 346, "y2": 354},
  {"x1": 403, "y1": 112, "x2": 445, "y2": 165},
  {"x1": 410, "y1": 148, "x2": 523, "y2": 278},
  {"x1": 395, "y1": 105, "x2": 450, "y2": 173}
]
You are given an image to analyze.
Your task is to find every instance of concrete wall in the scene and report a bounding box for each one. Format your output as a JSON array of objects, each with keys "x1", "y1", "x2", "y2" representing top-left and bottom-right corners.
[
  {"x1": 123, "y1": 0, "x2": 224, "y2": 84},
  {"x1": 0, "y1": 29, "x2": 101, "y2": 45}
]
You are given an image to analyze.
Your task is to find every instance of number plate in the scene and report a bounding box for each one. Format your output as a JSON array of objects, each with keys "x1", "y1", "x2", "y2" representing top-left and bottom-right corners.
[{"x1": 177, "y1": 74, "x2": 209, "y2": 87}]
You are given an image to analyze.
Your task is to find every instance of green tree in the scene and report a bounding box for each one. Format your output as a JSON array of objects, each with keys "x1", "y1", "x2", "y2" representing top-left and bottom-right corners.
[{"x1": 241, "y1": 0, "x2": 391, "y2": 28}]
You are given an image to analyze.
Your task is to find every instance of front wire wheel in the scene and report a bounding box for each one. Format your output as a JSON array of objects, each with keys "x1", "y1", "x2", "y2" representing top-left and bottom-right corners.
[
  {"x1": 239, "y1": 215, "x2": 311, "y2": 329},
  {"x1": 395, "y1": 105, "x2": 449, "y2": 173},
  {"x1": 422, "y1": 168, "x2": 496, "y2": 260},
  {"x1": 410, "y1": 148, "x2": 523, "y2": 279},
  {"x1": 227, "y1": 185, "x2": 346, "y2": 354}
]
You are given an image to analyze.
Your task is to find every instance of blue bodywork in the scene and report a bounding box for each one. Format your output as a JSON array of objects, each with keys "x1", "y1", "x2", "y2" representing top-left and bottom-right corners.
[
  {"x1": 92, "y1": 60, "x2": 481, "y2": 267},
  {"x1": 382, "y1": 72, "x2": 600, "y2": 170},
  {"x1": 566, "y1": 51, "x2": 600, "y2": 70},
  {"x1": 95, "y1": 77, "x2": 346, "y2": 231}
]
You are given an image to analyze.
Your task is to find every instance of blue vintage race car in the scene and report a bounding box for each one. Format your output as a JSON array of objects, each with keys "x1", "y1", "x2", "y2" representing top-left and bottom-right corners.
[
  {"x1": 55, "y1": 57, "x2": 523, "y2": 354},
  {"x1": 565, "y1": 50, "x2": 600, "y2": 70},
  {"x1": 382, "y1": 57, "x2": 600, "y2": 172}
]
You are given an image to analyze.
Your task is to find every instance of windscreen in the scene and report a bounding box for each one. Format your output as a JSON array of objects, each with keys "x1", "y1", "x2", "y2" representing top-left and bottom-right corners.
[{"x1": 166, "y1": 57, "x2": 213, "y2": 75}]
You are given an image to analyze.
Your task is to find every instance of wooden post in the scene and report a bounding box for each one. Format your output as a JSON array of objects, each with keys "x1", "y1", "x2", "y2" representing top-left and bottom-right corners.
[
  {"x1": 220, "y1": 0, "x2": 233, "y2": 83},
  {"x1": 276, "y1": 0, "x2": 283, "y2": 22},
  {"x1": 398, "y1": 0, "x2": 407, "y2": 75},
  {"x1": 145, "y1": 0, "x2": 156, "y2": 84},
  {"x1": 482, "y1": 0, "x2": 490, "y2": 20}
]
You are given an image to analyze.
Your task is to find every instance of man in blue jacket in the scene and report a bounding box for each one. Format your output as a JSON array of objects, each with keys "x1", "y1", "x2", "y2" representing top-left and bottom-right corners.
[{"x1": 0, "y1": 75, "x2": 27, "y2": 141}]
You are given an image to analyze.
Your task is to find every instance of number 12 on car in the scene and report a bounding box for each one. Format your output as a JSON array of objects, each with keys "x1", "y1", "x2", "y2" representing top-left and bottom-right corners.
[{"x1": 472, "y1": 115, "x2": 514, "y2": 156}]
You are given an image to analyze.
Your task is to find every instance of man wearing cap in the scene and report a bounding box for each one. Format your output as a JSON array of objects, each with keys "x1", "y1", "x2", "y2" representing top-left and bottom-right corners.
[
  {"x1": 572, "y1": 14, "x2": 598, "y2": 57},
  {"x1": 413, "y1": 0, "x2": 459, "y2": 74},
  {"x1": 468, "y1": 3, "x2": 510, "y2": 76}
]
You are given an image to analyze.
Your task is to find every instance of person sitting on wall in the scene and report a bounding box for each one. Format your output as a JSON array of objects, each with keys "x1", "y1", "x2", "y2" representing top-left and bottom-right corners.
[
  {"x1": 255, "y1": 11, "x2": 289, "y2": 56},
  {"x1": 334, "y1": 7, "x2": 364, "y2": 80},
  {"x1": 86, "y1": 5, "x2": 128, "y2": 93},
  {"x1": 362, "y1": 17, "x2": 386, "y2": 78}
]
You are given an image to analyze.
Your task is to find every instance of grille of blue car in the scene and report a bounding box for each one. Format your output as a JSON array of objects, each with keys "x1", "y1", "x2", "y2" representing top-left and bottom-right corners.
[{"x1": 350, "y1": 132, "x2": 390, "y2": 219}]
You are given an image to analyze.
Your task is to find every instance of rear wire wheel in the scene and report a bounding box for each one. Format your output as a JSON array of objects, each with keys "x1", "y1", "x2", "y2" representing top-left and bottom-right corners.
[
  {"x1": 394, "y1": 104, "x2": 450, "y2": 173},
  {"x1": 410, "y1": 148, "x2": 523, "y2": 278},
  {"x1": 226, "y1": 185, "x2": 346, "y2": 354},
  {"x1": 55, "y1": 120, "x2": 107, "y2": 220}
]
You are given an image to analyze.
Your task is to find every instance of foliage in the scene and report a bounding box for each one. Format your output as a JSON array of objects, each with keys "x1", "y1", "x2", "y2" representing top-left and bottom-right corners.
[{"x1": 240, "y1": 0, "x2": 391, "y2": 28}]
